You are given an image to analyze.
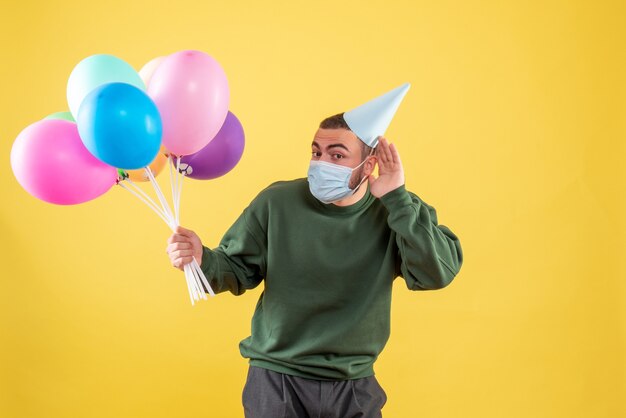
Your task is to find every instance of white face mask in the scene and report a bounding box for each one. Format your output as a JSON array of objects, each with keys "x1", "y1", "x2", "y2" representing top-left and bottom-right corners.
[{"x1": 307, "y1": 157, "x2": 369, "y2": 204}]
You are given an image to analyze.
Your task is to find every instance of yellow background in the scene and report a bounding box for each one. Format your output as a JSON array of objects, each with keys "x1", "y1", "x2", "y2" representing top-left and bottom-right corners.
[{"x1": 1, "y1": 1, "x2": 624, "y2": 416}]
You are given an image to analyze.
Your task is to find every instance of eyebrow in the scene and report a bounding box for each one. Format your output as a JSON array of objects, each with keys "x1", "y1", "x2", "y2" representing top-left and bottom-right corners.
[{"x1": 311, "y1": 141, "x2": 350, "y2": 152}]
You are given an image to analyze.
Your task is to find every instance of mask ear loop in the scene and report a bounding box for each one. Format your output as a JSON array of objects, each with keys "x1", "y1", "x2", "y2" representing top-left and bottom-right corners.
[{"x1": 352, "y1": 145, "x2": 377, "y2": 195}]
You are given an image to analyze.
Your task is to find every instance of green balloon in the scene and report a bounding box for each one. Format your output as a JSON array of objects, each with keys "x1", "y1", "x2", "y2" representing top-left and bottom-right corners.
[
  {"x1": 44, "y1": 111, "x2": 75, "y2": 122},
  {"x1": 117, "y1": 169, "x2": 128, "y2": 180}
]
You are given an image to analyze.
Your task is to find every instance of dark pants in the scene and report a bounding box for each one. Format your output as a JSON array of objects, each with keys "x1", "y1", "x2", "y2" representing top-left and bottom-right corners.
[{"x1": 242, "y1": 365, "x2": 387, "y2": 418}]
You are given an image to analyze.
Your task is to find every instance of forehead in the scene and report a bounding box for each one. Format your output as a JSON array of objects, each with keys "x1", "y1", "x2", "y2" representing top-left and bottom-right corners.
[{"x1": 312, "y1": 128, "x2": 360, "y2": 150}]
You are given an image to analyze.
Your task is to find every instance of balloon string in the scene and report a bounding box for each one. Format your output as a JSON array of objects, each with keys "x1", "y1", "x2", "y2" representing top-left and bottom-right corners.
[
  {"x1": 191, "y1": 257, "x2": 215, "y2": 296},
  {"x1": 183, "y1": 264, "x2": 197, "y2": 305},
  {"x1": 145, "y1": 166, "x2": 171, "y2": 219},
  {"x1": 168, "y1": 155, "x2": 178, "y2": 224},
  {"x1": 124, "y1": 178, "x2": 169, "y2": 220},
  {"x1": 190, "y1": 260, "x2": 207, "y2": 300},
  {"x1": 186, "y1": 263, "x2": 205, "y2": 302},
  {"x1": 173, "y1": 157, "x2": 209, "y2": 296},
  {"x1": 145, "y1": 167, "x2": 175, "y2": 227},
  {"x1": 189, "y1": 263, "x2": 205, "y2": 301},
  {"x1": 142, "y1": 161, "x2": 214, "y2": 304},
  {"x1": 165, "y1": 158, "x2": 199, "y2": 302},
  {"x1": 158, "y1": 177, "x2": 176, "y2": 224},
  {"x1": 166, "y1": 158, "x2": 211, "y2": 302},
  {"x1": 117, "y1": 182, "x2": 172, "y2": 227},
  {"x1": 176, "y1": 156, "x2": 183, "y2": 225}
]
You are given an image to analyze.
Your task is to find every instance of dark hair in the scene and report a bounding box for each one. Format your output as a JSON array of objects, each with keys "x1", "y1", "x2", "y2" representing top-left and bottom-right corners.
[{"x1": 319, "y1": 112, "x2": 373, "y2": 158}]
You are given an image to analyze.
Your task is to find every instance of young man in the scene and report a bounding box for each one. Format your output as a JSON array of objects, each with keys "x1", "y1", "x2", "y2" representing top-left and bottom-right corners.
[{"x1": 166, "y1": 84, "x2": 463, "y2": 417}]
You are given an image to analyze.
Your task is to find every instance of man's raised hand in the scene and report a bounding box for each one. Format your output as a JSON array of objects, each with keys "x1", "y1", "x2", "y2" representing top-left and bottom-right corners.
[{"x1": 368, "y1": 136, "x2": 405, "y2": 198}]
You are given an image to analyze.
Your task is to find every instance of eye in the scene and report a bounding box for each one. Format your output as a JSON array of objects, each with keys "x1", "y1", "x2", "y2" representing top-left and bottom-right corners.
[
  {"x1": 311, "y1": 151, "x2": 321, "y2": 158},
  {"x1": 332, "y1": 153, "x2": 344, "y2": 160}
]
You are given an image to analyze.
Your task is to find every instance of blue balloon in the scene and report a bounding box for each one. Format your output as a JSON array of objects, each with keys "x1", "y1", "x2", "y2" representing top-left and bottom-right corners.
[{"x1": 77, "y1": 82, "x2": 162, "y2": 170}]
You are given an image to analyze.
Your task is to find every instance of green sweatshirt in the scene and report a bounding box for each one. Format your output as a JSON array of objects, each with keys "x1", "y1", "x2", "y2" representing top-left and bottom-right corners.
[{"x1": 200, "y1": 178, "x2": 463, "y2": 381}]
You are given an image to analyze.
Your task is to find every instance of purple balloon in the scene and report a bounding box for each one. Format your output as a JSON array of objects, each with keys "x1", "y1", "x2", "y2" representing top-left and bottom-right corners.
[{"x1": 178, "y1": 111, "x2": 245, "y2": 180}]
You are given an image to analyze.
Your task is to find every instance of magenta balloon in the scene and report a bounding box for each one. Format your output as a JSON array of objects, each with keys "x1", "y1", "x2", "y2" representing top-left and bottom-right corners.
[
  {"x1": 11, "y1": 119, "x2": 118, "y2": 205},
  {"x1": 147, "y1": 50, "x2": 230, "y2": 156},
  {"x1": 178, "y1": 111, "x2": 245, "y2": 180}
]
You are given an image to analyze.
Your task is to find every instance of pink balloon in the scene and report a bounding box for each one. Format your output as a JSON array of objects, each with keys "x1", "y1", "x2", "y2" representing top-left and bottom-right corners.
[
  {"x1": 147, "y1": 50, "x2": 229, "y2": 156},
  {"x1": 11, "y1": 119, "x2": 118, "y2": 205}
]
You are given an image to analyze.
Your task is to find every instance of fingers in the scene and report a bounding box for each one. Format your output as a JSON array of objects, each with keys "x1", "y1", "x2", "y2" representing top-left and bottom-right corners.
[
  {"x1": 375, "y1": 137, "x2": 402, "y2": 168},
  {"x1": 169, "y1": 249, "x2": 195, "y2": 270},
  {"x1": 175, "y1": 225, "x2": 197, "y2": 239},
  {"x1": 166, "y1": 241, "x2": 192, "y2": 254},
  {"x1": 388, "y1": 142, "x2": 402, "y2": 166},
  {"x1": 376, "y1": 137, "x2": 393, "y2": 167},
  {"x1": 170, "y1": 249, "x2": 194, "y2": 260},
  {"x1": 167, "y1": 234, "x2": 191, "y2": 247},
  {"x1": 382, "y1": 139, "x2": 393, "y2": 163},
  {"x1": 375, "y1": 137, "x2": 385, "y2": 162},
  {"x1": 167, "y1": 226, "x2": 200, "y2": 245},
  {"x1": 172, "y1": 255, "x2": 194, "y2": 270}
]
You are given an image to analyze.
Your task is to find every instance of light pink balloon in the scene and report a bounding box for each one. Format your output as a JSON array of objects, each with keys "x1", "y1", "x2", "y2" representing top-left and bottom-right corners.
[
  {"x1": 147, "y1": 50, "x2": 230, "y2": 156},
  {"x1": 138, "y1": 56, "x2": 166, "y2": 87},
  {"x1": 11, "y1": 119, "x2": 118, "y2": 205}
]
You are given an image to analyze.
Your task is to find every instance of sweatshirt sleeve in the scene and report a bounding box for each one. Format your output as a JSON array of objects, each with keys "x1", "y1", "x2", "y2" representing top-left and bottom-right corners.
[
  {"x1": 199, "y1": 205, "x2": 267, "y2": 296},
  {"x1": 380, "y1": 185, "x2": 463, "y2": 290}
]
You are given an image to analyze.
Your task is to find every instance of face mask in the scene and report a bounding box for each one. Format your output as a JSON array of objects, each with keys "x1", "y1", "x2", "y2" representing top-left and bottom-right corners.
[{"x1": 307, "y1": 157, "x2": 370, "y2": 204}]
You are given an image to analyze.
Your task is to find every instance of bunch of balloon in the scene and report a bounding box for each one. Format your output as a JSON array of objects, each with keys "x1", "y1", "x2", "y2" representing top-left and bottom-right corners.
[
  {"x1": 67, "y1": 54, "x2": 220, "y2": 305},
  {"x1": 9, "y1": 51, "x2": 248, "y2": 306},
  {"x1": 75, "y1": 54, "x2": 218, "y2": 304},
  {"x1": 91, "y1": 51, "x2": 231, "y2": 305}
]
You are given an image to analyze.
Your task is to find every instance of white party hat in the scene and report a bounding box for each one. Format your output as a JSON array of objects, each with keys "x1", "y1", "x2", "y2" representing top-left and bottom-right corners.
[{"x1": 344, "y1": 83, "x2": 410, "y2": 147}]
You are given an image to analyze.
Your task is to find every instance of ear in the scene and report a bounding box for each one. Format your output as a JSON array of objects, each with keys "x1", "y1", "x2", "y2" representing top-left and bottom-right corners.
[{"x1": 363, "y1": 155, "x2": 378, "y2": 177}]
